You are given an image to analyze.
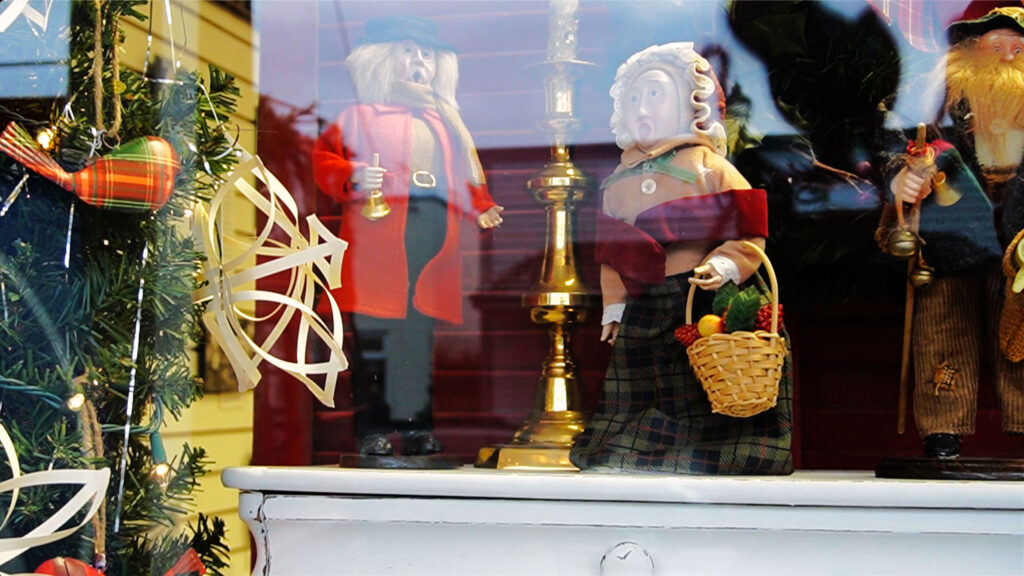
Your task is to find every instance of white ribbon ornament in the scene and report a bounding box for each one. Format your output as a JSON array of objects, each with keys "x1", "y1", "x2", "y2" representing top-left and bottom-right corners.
[
  {"x1": 0, "y1": 421, "x2": 110, "y2": 573},
  {"x1": 193, "y1": 151, "x2": 349, "y2": 407},
  {"x1": 0, "y1": 0, "x2": 55, "y2": 33}
]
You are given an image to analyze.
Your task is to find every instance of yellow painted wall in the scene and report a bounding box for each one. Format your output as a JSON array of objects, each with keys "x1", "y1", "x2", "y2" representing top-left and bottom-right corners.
[{"x1": 121, "y1": 2, "x2": 256, "y2": 573}]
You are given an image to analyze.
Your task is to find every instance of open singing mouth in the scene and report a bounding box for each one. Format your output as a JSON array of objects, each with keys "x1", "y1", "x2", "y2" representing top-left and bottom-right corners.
[{"x1": 634, "y1": 120, "x2": 655, "y2": 140}]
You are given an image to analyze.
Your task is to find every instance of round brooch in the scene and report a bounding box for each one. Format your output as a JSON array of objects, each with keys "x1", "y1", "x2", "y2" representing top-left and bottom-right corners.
[{"x1": 640, "y1": 178, "x2": 657, "y2": 195}]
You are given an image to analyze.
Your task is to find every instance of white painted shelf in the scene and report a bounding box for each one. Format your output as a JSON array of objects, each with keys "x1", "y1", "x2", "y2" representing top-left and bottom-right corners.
[{"x1": 223, "y1": 466, "x2": 1024, "y2": 575}]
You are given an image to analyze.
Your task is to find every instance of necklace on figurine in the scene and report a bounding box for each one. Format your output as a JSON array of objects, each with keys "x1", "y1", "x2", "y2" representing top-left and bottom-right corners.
[{"x1": 602, "y1": 148, "x2": 698, "y2": 195}]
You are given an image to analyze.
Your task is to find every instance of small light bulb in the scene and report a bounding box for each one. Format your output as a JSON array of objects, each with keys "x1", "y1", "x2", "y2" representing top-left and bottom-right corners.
[
  {"x1": 36, "y1": 128, "x2": 55, "y2": 151},
  {"x1": 66, "y1": 392, "x2": 86, "y2": 411},
  {"x1": 150, "y1": 462, "x2": 171, "y2": 488}
]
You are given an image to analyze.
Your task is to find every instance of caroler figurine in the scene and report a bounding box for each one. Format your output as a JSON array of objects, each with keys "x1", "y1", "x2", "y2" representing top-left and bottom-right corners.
[
  {"x1": 313, "y1": 15, "x2": 503, "y2": 463},
  {"x1": 568, "y1": 42, "x2": 793, "y2": 475},
  {"x1": 878, "y1": 2, "x2": 1024, "y2": 460}
]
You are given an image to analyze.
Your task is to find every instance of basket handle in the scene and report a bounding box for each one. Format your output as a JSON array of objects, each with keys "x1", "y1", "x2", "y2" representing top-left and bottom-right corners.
[{"x1": 685, "y1": 240, "x2": 779, "y2": 334}]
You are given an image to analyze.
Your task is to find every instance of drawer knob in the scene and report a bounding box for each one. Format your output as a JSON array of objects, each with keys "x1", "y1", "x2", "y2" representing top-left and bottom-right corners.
[{"x1": 600, "y1": 541, "x2": 653, "y2": 575}]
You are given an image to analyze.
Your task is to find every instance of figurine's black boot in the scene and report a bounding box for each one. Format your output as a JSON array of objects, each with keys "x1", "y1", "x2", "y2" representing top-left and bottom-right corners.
[
  {"x1": 401, "y1": 430, "x2": 443, "y2": 455},
  {"x1": 923, "y1": 433, "x2": 960, "y2": 459},
  {"x1": 358, "y1": 433, "x2": 394, "y2": 456}
]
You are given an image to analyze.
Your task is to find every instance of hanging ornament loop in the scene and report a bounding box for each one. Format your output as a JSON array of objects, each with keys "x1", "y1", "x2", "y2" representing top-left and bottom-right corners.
[{"x1": 90, "y1": 0, "x2": 122, "y2": 141}]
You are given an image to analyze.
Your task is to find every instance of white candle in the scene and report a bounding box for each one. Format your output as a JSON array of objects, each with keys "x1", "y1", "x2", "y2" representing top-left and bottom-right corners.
[{"x1": 547, "y1": 0, "x2": 579, "y2": 61}]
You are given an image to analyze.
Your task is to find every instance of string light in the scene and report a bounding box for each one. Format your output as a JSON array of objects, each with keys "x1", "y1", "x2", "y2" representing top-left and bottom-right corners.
[
  {"x1": 66, "y1": 391, "x2": 86, "y2": 411},
  {"x1": 149, "y1": 431, "x2": 170, "y2": 489},
  {"x1": 66, "y1": 377, "x2": 87, "y2": 411},
  {"x1": 35, "y1": 127, "x2": 55, "y2": 151}
]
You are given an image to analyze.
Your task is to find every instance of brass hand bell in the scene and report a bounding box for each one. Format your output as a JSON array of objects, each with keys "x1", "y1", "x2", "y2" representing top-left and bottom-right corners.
[{"x1": 361, "y1": 153, "x2": 391, "y2": 221}]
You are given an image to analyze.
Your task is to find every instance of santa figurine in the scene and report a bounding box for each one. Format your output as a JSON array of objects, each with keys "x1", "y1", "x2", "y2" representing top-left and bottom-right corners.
[
  {"x1": 313, "y1": 15, "x2": 503, "y2": 460},
  {"x1": 883, "y1": 1, "x2": 1024, "y2": 459},
  {"x1": 569, "y1": 42, "x2": 793, "y2": 475}
]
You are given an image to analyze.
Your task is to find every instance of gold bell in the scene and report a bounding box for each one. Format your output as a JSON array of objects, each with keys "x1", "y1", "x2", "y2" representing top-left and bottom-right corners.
[
  {"x1": 909, "y1": 263, "x2": 934, "y2": 288},
  {"x1": 361, "y1": 189, "x2": 391, "y2": 220},
  {"x1": 931, "y1": 172, "x2": 962, "y2": 207},
  {"x1": 887, "y1": 229, "x2": 920, "y2": 260},
  {"x1": 360, "y1": 152, "x2": 390, "y2": 221}
]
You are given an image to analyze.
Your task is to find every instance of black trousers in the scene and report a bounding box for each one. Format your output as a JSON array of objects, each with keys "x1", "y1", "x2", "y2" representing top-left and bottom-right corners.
[{"x1": 351, "y1": 196, "x2": 447, "y2": 437}]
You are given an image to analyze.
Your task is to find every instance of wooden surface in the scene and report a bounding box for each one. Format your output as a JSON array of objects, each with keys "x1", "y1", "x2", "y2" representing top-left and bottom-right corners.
[{"x1": 224, "y1": 466, "x2": 1024, "y2": 576}]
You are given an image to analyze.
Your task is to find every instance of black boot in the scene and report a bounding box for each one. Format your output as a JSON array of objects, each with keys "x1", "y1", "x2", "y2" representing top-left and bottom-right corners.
[
  {"x1": 401, "y1": 430, "x2": 443, "y2": 455},
  {"x1": 358, "y1": 433, "x2": 394, "y2": 456},
  {"x1": 923, "y1": 433, "x2": 959, "y2": 459}
]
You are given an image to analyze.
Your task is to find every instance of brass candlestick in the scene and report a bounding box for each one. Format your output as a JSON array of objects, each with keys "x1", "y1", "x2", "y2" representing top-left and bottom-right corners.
[{"x1": 476, "y1": 1, "x2": 598, "y2": 470}]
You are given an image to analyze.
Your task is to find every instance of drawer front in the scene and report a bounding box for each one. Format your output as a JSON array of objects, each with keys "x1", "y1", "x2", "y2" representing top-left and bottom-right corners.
[{"x1": 243, "y1": 495, "x2": 1024, "y2": 575}]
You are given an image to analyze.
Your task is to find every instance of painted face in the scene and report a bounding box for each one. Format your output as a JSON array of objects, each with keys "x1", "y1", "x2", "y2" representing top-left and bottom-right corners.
[
  {"x1": 393, "y1": 40, "x2": 436, "y2": 85},
  {"x1": 623, "y1": 69, "x2": 687, "y2": 148},
  {"x1": 977, "y1": 28, "x2": 1024, "y2": 62}
]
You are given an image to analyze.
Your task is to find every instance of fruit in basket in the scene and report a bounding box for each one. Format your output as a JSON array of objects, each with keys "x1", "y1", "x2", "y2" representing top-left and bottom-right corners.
[
  {"x1": 723, "y1": 288, "x2": 759, "y2": 333},
  {"x1": 697, "y1": 314, "x2": 725, "y2": 337},
  {"x1": 674, "y1": 323, "x2": 701, "y2": 347},
  {"x1": 754, "y1": 303, "x2": 783, "y2": 332}
]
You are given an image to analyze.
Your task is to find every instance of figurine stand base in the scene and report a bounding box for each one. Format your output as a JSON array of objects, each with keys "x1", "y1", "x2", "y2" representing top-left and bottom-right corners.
[
  {"x1": 475, "y1": 443, "x2": 577, "y2": 471},
  {"x1": 875, "y1": 457, "x2": 1024, "y2": 481},
  {"x1": 339, "y1": 453, "x2": 462, "y2": 470}
]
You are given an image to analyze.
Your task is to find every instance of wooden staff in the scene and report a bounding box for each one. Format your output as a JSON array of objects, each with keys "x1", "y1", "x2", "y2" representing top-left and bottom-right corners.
[{"x1": 897, "y1": 258, "x2": 914, "y2": 435}]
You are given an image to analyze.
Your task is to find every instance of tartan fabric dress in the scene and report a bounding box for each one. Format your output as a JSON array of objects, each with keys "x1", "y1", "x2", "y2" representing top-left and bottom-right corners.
[{"x1": 569, "y1": 272, "x2": 794, "y2": 474}]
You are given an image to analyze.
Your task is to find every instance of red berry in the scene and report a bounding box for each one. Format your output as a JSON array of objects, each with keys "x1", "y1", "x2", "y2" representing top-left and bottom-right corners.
[
  {"x1": 675, "y1": 323, "x2": 701, "y2": 348},
  {"x1": 754, "y1": 303, "x2": 783, "y2": 332}
]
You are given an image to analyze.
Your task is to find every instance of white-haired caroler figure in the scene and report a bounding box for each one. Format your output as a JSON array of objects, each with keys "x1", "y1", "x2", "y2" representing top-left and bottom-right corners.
[
  {"x1": 313, "y1": 15, "x2": 503, "y2": 460},
  {"x1": 569, "y1": 42, "x2": 794, "y2": 475}
]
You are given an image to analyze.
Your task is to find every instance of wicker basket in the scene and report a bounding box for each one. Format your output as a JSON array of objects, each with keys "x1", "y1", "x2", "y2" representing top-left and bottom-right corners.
[
  {"x1": 999, "y1": 229, "x2": 1024, "y2": 363},
  {"x1": 685, "y1": 241, "x2": 785, "y2": 418}
]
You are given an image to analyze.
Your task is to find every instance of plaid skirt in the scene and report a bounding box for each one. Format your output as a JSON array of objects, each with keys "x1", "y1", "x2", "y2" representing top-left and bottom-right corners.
[{"x1": 569, "y1": 271, "x2": 794, "y2": 475}]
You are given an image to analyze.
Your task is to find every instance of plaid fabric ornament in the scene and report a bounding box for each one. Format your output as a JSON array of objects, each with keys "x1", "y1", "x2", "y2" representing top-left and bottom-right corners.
[
  {"x1": 35, "y1": 557, "x2": 106, "y2": 576},
  {"x1": 0, "y1": 122, "x2": 180, "y2": 211},
  {"x1": 164, "y1": 548, "x2": 206, "y2": 576}
]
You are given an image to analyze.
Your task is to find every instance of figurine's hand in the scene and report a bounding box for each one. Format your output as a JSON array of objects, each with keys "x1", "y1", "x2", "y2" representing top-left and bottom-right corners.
[
  {"x1": 353, "y1": 165, "x2": 387, "y2": 192},
  {"x1": 893, "y1": 166, "x2": 933, "y2": 204},
  {"x1": 689, "y1": 263, "x2": 724, "y2": 291},
  {"x1": 477, "y1": 205, "x2": 505, "y2": 229},
  {"x1": 601, "y1": 322, "x2": 620, "y2": 345}
]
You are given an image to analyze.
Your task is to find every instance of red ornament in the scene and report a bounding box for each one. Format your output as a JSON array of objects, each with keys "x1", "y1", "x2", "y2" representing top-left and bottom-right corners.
[{"x1": 34, "y1": 557, "x2": 105, "y2": 576}]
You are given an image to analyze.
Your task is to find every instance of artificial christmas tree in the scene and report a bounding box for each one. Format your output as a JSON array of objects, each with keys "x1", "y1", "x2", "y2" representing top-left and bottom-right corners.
[{"x1": 0, "y1": 1, "x2": 237, "y2": 573}]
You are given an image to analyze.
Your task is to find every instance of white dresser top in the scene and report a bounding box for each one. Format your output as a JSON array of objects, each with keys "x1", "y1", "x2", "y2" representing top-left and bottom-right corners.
[{"x1": 222, "y1": 466, "x2": 1024, "y2": 510}]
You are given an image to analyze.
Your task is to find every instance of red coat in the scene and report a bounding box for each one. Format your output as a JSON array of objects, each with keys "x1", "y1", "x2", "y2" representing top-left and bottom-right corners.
[{"x1": 313, "y1": 103, "x2": 496, "y2": 325}]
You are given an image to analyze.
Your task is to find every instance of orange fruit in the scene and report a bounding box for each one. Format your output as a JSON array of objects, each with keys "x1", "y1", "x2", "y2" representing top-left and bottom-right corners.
[{"x1": 697, "y1": 314, "x2": 724, "y2": 337}]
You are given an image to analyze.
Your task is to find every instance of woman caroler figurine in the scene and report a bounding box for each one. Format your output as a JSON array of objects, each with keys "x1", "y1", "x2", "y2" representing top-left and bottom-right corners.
[
  {"x1": 313, "y1": 15, "x2": 503, "y2": 460},
  {"x1": 569, "y1": 42, "x2": 793, "y2": 475}
]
